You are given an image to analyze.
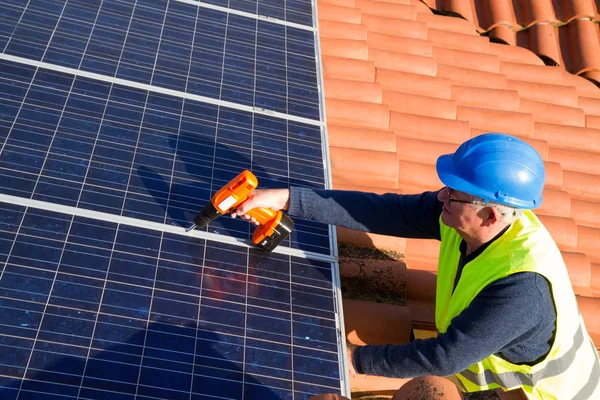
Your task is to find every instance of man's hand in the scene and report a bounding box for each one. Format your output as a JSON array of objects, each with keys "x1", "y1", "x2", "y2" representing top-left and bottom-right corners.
[
  {"x1": 346, "y1": 342, "x2": 357, "y2": 374},
  {"x1": 230, "y1": 188, "x2": 290, "y2": 224}
]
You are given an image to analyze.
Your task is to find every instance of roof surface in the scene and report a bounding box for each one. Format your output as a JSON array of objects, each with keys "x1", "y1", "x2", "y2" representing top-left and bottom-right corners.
[{"x1": 317, "y1": 0, "x2": 600, "y2": 370}]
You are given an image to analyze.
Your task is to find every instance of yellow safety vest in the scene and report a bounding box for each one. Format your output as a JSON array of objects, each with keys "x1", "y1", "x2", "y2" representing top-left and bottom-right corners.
[{"x1": 437, "y1": 210, "x2": 600, "y2": 399}]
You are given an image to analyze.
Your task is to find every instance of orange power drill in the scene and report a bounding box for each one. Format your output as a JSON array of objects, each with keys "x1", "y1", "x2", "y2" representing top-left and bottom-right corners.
[{"x1": 185, "y1": 170, "x2": 294, "y2": 252}]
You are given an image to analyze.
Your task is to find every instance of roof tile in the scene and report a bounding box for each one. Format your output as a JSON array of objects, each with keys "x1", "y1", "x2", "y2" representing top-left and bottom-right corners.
[
  {"x1": 587, "y1": 115, "x2": 600, "y2": 129},
  {"x1": 536, "y1": 215, "x2": 578, "y2": 251},
  {"x1": 562, "y1": 169, "x2": 600, "y2": 200},
  {"x1": 436, "y1": 64, "x2": 507, "y2": 89},
  {"x1": 451, "y1": 86, "x2": 520, "y2": 111},
  {"x1": 487, "y1": 25, "x2": 517, "y2": 46},
  {"x1": 367, "y1": 48, "x2": 437, "y2": 75},
  {"x1": 592, "y1": 263, "x2": 600, "y2": 297},
  {"x1": 376, "y1": 69, "x2": 452, "y2": 98},
  {"x1": 578, "y1": 96, "x2": 600, "y2": 115},
  {"x1": 554, "y1": 0, "x2": 600, "y2": 22},
  {"x1": 361, "y1": 14, "x2": 428, "y2": 38},
  {"x1": 537, "y1": 188, "x2": 572, "y2": 218},
  {"x1": 559, "y1": 19, "x2": 600, "y2": 75},
  {"x1": 398, "y1": 159, "x2": 441, "y2": 189},
  {"x1": 499, "y1": 61, "x2": 564, "y2": 84},
  {"x1": 331, "y1": 147, "x2": 398, "y2": 187},
  {"x1": 427, "y1": 27, "x2": 490, "y2": 53},
  {"x1": 327, "y1": 125, "x2": 397, "y2": 152},
  {"x1": 367, "y1": 32, "x2": 433, "y2": 56},
  {"x1": 356, "y1": 0, "x2": 417, "y2": 19},
  {"x1": 561, "y1": 71, "x2": 600, "y2": 98},
  {"x1": 432, "y1": 46, "x2": 500, "y2": 73},
  {"x1": 516, "y1": 22, "x2": 564, "y2": 67},
  {"x1": 324, "y1": 77, "x2": 383, "y2": 103},
  {"x1": 534, "y1": 122, "x2": 600, "y2": 152},
  {"x1": 390, "y1": 112, "x2": 470, "y2": 144},
  {"x1": 506, "y1": 79, "x2": 578, "y2": 107},
  {"x1": 322, "y1": 55, "x2": 375, "y2": 82},
  {"x1": 319, "y1": 20, "x2": 368, "y2": 41},
  {"x1": 548, "y1": 147, "x2": 600, "y2": 175},
  {"x1": 571, "y1": 198, "x2": 600, "y2": 229},
  {"x1": 457, "y1": 105, "x2": 534, "y2": 137},
  {"x1": 321, "y1": 38, "x2": 368, "y2": 60},
  {"x1": 519, "y1": 98, "x2": 586, "y2": 126},
  {"x1": 405, "y1": 238, "x2": 440, "y2": 263},
  {"x1": 416, "y1": 11, "x2": 477, "y2": 35},
  {"x1": 382, "y1": 90, "x2": 457, "y2": 119},
  {"x1": 395, "y1": 137, "x2": 458, "y2": 165},
  {"x1": 578, "y1": 225, "x2": 600, "y2": 264},
  {"x1": 487, "y1": 42, "x2": 545, "y2": 66},
  {"x1": 543, "y1": 161, "x2": 564, "y2": 189},
  {"x1": 318, "y1": 2, "x2": 362, "y2": 23},
  {"x1": 326, "y1": 98, "x2": 390, "y2": 129},
  {"x1": 563, "y1": 251, "x2": 592, "y2": 296}
]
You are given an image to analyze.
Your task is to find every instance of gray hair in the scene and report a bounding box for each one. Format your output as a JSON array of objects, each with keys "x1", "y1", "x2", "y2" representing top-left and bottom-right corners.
[{"x1": 473, "y1": 200, "x2": 525, "y2": 224}]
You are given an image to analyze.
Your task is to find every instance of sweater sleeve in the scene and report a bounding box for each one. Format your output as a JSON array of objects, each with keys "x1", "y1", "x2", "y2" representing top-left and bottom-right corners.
[
  {"x1": 352, "y1": 272, "x2": 555, "y2": 378},
  {"x1": 288, "y1": 187, "x2": 443, "y2": 240}
]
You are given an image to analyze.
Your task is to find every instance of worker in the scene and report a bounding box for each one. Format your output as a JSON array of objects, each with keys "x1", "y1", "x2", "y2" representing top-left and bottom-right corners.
[{"x1": 231, "y1": 133, "x2": 600, "y2": 398}]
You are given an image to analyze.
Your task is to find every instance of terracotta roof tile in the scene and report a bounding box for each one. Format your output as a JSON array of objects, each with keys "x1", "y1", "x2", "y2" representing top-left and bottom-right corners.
[
  {"x1": 376, "y1": 69, "x2": 452, "y2": 98},
  {"x1": 427, "y1": 27, "x2": 490, "y2": 52},
  {"x1": 367, "y1": 32, "x2": 432, "y2": 55},
  {"x1": 571, "y1": 198, "x2": 600, "y2": 228},
  {"x1": 328, "y1": 125, "x2": 396, "y2": 152},
  {"x1": 534, "y1": 122, "x2": 600, "y2": 152},
  {"x1": 506, "y1": 79, "x2": 579, "y2": 107},
  {"x1": 361, "y1": 14, "x2": 428, "y2": 38},
  {"x1": 577, "y1": 225, "x2": 600, "y2": 264},
  {"x1": 326, "y1": 98, "x2": 389, "y2": 129},
  {"x1": 592, "y1": 263, "x2": 600, "y2": 297},
  {"x1": 432, "y1": 46, "x2": 500, "y2": 73},
  {"x1": 519, "y1": 98, "x2": 586, "y2": 126},
  {"x1": 316, "y1": 0, "x2": 600, "y2": 356},
  {"x1": 587, "y1": 114, "x2": 600, "y2": 128},
  {"x1": 367, "y1": 48, "x2": 437, "y2": 75},
  {"x1": 537, "y1": 188, "x2": 572, "y2": 218},
  {"x1": 331, "y1": 147, "x2": 399, "y2": 187},
  {"x1": 319, "y1": 20, "x2": 368, "y2": 41},
  {"x1": 537, "y1": 215, "x2": 579, "y2": 251},
  {"x1": 563, "y1": 252, "x2": 593, "y2": 296},
  {"x1": 318, "y1": 2, "x2": 362, "y2": 23},
  {"x1": 457, "y1": 105, "x2": 534, "y2": 137},
  {"x1": 548, "y1": 147, "x2": 600, "y2": 175},
  {"x1": 451, "y1": 86, "x2": 520, "y2": 111},
  {"x1": 322, "y1": 55, "x2": 375, "y2": 81},
  {"x1": 436, "y1": 64, "x2": 507, "y2": 89},
  {"x1": 421, "y1": 1, "x2": 600, "y2": 81},
  {"x1": 321, "y1": 38, "x2": 368, "y2": 59},
  {"x1": 390, "y1": 112, "x2": 470, "y2": 143},
  {"x1": 382, "y1": 90, "x2": 456, "y2": 119}
]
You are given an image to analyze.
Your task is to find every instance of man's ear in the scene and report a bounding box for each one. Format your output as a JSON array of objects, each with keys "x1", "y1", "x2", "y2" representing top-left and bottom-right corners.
[{"x1": 480, "y1": 205, "x2": 498, "y2": 226}]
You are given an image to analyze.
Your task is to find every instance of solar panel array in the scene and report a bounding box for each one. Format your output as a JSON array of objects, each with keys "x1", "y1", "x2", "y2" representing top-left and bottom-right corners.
[{"x1": 0, "y1": 0, "x2": 345, "y2": 399}]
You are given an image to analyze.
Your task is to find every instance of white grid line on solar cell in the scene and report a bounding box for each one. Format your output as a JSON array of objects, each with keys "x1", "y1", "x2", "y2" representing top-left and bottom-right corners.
[
  {"x1": 0, "y1": 193, "x2": 336, "y2": 263},
  {"x1": 0, "y1": 53, "x2": 325, "y2": 127}
]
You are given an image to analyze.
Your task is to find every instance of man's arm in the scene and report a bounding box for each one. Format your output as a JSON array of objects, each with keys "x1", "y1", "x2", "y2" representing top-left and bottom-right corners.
[
  {"x1": 352, "y1": 272, "x2": 554, "y2": 378},
  {"x1": 288, "y1": 187, "x2": 443, "y2": 240}
]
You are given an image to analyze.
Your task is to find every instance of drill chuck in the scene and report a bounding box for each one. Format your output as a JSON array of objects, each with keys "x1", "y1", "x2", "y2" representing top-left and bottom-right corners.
[{"x1": 192, "y1": 202, "x2": 222, "y2": 228}]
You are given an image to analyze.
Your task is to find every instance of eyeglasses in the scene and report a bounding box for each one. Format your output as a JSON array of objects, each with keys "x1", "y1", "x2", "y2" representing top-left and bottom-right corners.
[{"x1": 446, "y1": 187, "x2": 487, "y2": 207}]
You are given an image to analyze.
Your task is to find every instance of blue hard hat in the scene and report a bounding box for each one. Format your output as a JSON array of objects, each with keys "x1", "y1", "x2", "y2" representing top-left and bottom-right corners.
[{"x1": 436, "y1": 133, "x2": 545, "y2": 209}]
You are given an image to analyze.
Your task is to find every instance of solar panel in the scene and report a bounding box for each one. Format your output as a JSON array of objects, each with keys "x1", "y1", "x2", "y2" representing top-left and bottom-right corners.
[
  {"x1": 0, "y1": 202, "x2": 342, "y2": 400},
  {"x1": 0, "y1": 0, "x2": 347, "y2": 398},
  {"x1": 1, "y1": 0, "x2": 320, "y2": 119},
  {"x1": 0, "y1": 60, "x2": 331, "y2": 255}
]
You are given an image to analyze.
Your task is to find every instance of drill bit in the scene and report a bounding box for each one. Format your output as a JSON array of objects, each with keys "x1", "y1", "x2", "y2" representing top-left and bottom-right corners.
[{"x1": 185, "y1": 223, "x2": 197, "y2": 232}]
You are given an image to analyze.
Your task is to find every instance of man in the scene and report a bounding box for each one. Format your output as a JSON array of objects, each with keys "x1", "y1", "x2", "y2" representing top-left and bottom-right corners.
[{"x1": 232, "y1": 133, "x2": 600, "y2": 398}]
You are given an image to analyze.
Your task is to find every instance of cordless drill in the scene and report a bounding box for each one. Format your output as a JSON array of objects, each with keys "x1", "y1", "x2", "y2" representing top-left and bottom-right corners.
[{"x1": 185, "y1": 170, "x2": 294, "y2": 252}]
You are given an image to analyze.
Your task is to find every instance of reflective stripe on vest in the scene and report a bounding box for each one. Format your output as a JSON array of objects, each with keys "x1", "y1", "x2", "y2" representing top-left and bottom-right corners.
[{"x1": 459, "y1": 321, "x2": 599, "y2": 395}]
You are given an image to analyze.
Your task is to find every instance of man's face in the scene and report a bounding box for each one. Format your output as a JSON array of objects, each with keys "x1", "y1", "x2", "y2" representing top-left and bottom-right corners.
[{"x1": 437, "y1": 187, "x2": 486, "y2": 235}]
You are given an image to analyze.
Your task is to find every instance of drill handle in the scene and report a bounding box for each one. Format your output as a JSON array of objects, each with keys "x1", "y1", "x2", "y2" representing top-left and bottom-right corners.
[{"x1": 245, "y1": 207, "x2": 277, "y2": 225}]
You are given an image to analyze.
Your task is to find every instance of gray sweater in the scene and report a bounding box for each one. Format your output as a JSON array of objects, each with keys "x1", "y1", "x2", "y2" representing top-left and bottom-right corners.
[{"x1": 288, "y1": 187, "x2": 556, "y2": 378}]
